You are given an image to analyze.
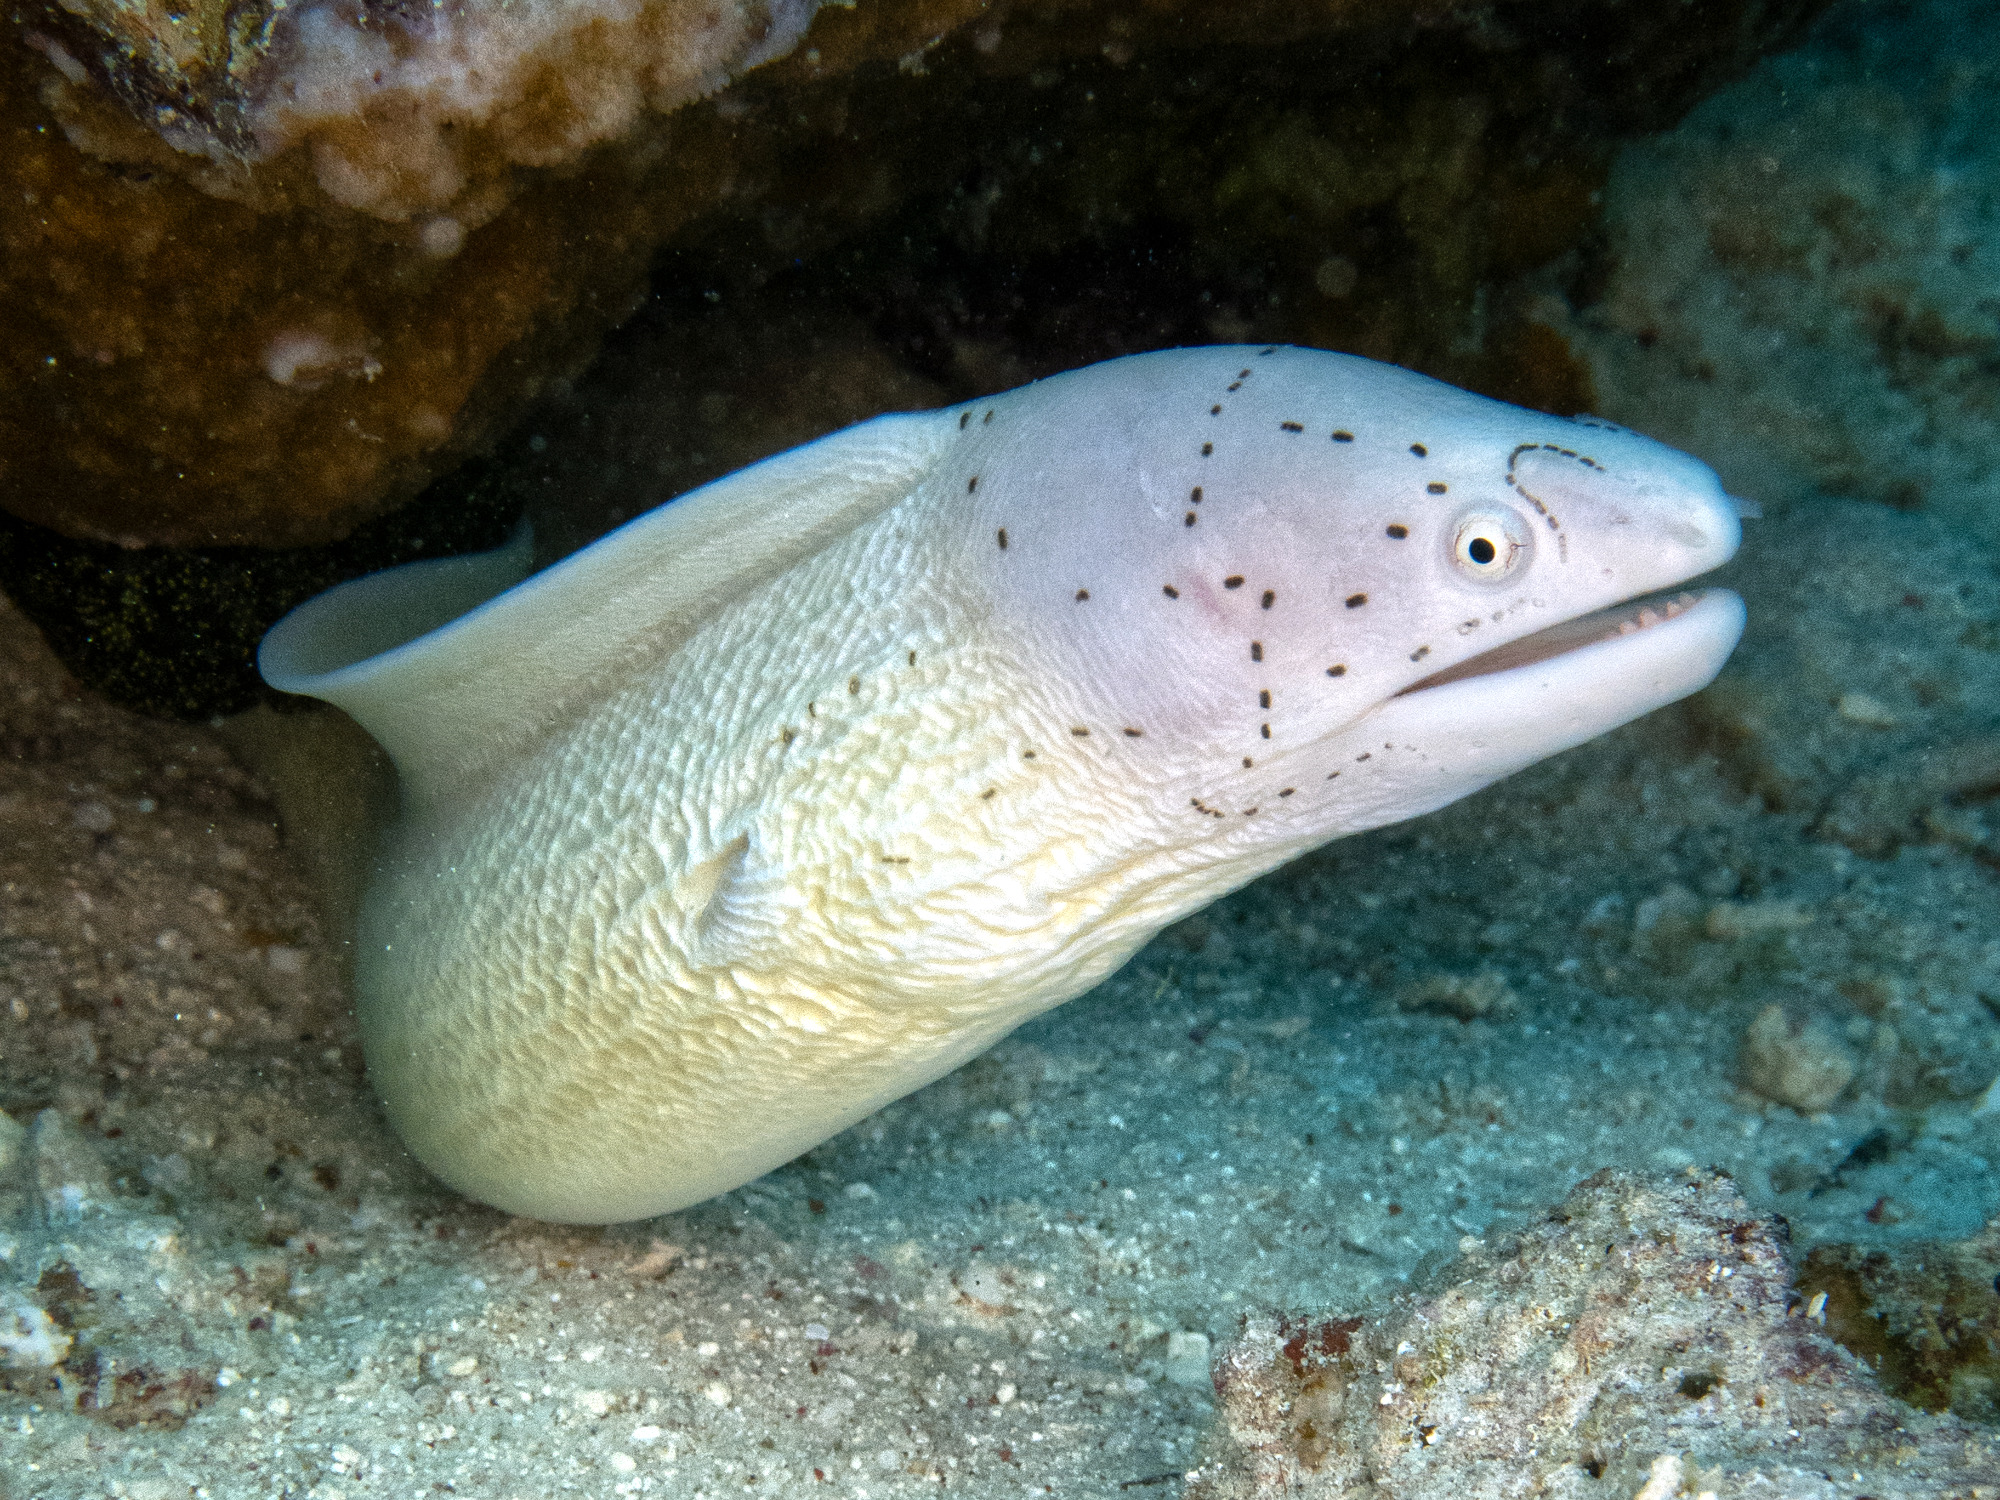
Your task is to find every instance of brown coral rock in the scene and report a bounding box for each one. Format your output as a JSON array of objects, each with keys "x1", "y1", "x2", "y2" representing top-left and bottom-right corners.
[
  {"x1": 1802, "y1": 1225, "x2": 2000, "y2": 1426},
  {"x1": 1, "y1": 27, "x2": 671, "y2": 547},
  {"x1": 1, "y1": 0, "x2": 1829, "y2": 549},
  {"x1": 1193, "y1": 1169, "x2": 2000, "y2": 1499}
]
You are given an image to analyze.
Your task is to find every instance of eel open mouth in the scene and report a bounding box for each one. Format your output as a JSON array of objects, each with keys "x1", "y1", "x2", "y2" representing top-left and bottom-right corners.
[{"x1": 1397, "y1": 590, "x2": 1711, "y2": 696}]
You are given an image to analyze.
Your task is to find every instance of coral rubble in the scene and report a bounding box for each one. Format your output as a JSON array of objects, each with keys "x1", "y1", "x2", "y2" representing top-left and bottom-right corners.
[{"x1": 1193, "y1": 1170, "x2": 2000, "y2": 1499}]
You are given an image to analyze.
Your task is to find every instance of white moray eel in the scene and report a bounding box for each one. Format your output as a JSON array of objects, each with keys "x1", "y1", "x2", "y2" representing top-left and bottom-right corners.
[{"x1": 261, "y1": 346, "x2": 1746, "y2": 1223}]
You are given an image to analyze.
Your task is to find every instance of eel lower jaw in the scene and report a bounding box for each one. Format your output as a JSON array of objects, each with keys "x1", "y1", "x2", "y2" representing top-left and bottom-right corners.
[
  {"x1": 1396, "y1": 588, "x2": 1721, "y2": 697},
  {"x1": 1332, "y1": 585, "x2": 1745, "y2": 822}
]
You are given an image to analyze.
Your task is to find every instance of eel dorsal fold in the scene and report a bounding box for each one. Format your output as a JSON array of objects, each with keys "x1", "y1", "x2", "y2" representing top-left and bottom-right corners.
[{"x1": 259, "y1": 409, "x2": 957, "y2": 813}]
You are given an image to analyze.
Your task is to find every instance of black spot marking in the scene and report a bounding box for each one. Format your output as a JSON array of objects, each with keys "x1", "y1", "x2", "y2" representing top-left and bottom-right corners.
[
  {"x1": 968, "y1": 475, "x2": 979, "y2": 493},
  {"x1": 1075, "y1": 588, "x2": 1090, "y2": 602},
  {"x1": 1242, "y1": 807, "x2": 1257, "y2": 817},
  {"x1": 1224, "y1": 575, "x2": 1244, "y2": 589},
  {"x1": 1240, "y1": 368, "x2": 1253, "y2": 377},
  {"x1": 848, "y1": 676, "x2": 860, "y2": 695},
  {"x1": 1426, "y1": 482, "x2": 1447, "y2": 495},
  {"x1": 1260, "y1": 589, "x2": 1275, "y2": 609},
  {"x1": 1279, "y1": 787, "x2": 1294, "y2": 797},
  {"x1": 1201, "y1": 442, "x2": 1214, "y2": 456},
  {"x1": 1123, "y1": 727, "x2": 1143, "y2": 738},
  {"x1": 996, "y1": 527, "x2": 1009, "y2": 550},
  {"x1": 1227, "y1": 382, "x2": 1243, "y2": 392},
  {"x1": 1211, "y1": 405, "x2": 1223, "y2": 416},
  {"x1": 1332, "y1": 430, "x2": 1354, "y2": 443},
  {"x1": 1022, "y1": 749, "x2": 1036, "y2": 759},
  {"x1": 1260, "y1": 724, "x2": 1271, "y2": 739},
  {"x1": 1356, "y1": 751, "x2": 1371, "y2": 761},
  {"x1": 1190, "y1": 486, "x2": 1203, "y2": 504},
  {"x1": 1250, "y1": 641, "x2": 1262, "y2": 662},
  {"x1": 1410, "y1": 443, "x2": 1428, "y2": 458},
  {"x1": 1185, "y1": 512, "x2": 1198, "y2": 527},
  {"x1": 1071, "y1": 727, "x2": 1090, "y2": 737},
  {"x1": 809, "y1": 701, "x2": 817, "y2": 716},
  {"x1": 1258, "y1": 690, "x2": 1271, "y2": 708},
  {"x1": 983, "y1": 410, "x2": 994, "y2": 424},
  {"x1": 1326, "y1": 664, "x2": 1347, "y2": 677},
  {"x1": 1163, "y1": 584, "x2": 1180, "y2": 598},
  {"x1": 1345, "y1": 593, "x2": 1368, "y2": 609},
  {"x1": 1410, "y1": 646, "x2": 1431, "y2": 662},
  {"x1": 1386, "y1": 524, "x2": 1409, "y2": 539},
  {"x1": 780, "y1": 727, "x2": 796, "y2": 746},
  {"x1": 959, "y1": 412, "x2": 971, "y2": 429},
  {"x1": 1327, "y1": 770, "x2": 1340, "y2": 779},
  {"x1": 907, "y1": 650, "x2": 917, "y2": 666},
  {"x1": 1280, "y1": 421, "x2": 1303, "y2": 433},
  {"x1": 1242, "y1": 756, "x2": 1254, "y2": 768},
  {"x1": 982, "y1": 787, "x2": 997, "y2": 799},
  {"x1": 882, "y1": 855, "x2": 911, "y2": 864}
]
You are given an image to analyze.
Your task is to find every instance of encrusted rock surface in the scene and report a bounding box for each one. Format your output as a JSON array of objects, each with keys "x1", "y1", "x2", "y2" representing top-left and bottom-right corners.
[
  {"x1": 1192, "y1": 1169, "x2": 2000, "y2": 1499},
  {"x1": 1802, "y1": 1222, "x2": 2000, "y2": 1426}
]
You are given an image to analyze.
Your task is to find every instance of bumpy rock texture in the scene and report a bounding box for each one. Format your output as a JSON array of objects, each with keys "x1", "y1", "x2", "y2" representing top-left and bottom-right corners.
[{"x1": 1192, "y1": 1170, "x2": 2000, "y2": 1499}]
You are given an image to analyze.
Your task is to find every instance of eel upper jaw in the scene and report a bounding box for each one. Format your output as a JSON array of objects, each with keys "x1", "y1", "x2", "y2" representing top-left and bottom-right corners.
[
  {"x1": 1396, "y1": 588, "x2": 1728, "y2": 698},
  {"x1": 1356, "y1": 585, "x2": 1747, "y2": 793}
]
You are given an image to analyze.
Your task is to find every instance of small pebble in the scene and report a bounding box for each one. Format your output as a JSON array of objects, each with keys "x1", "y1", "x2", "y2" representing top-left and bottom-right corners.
[
  {"x1": 1836, "y1": 691, "x2": 1898, "y2": 728},
  {"x1": 1741, "y1": 1004, "x2": 1855, "y2": 1112}
]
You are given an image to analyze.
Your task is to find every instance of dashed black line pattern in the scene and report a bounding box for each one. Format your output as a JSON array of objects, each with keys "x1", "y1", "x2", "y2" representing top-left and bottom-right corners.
[{"x1": 1506, "y1": 441, "x2": 1593, "y2": 538}]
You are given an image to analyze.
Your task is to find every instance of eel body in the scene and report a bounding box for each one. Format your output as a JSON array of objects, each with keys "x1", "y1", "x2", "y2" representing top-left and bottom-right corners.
[{"x1": 261, "y1": 346, "x2": 1744, "y2": 1222}]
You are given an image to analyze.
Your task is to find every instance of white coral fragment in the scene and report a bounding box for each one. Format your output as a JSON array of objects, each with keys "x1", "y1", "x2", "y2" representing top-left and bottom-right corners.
[{"x1": 0, "y1": 1289, "x2": 70, "y2": 1370}]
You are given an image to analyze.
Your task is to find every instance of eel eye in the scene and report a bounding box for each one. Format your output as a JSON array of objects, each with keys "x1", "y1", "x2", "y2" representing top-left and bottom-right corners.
[{"x1": 1450, "y1": 509, "x2": 1531, "y2": 585}]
